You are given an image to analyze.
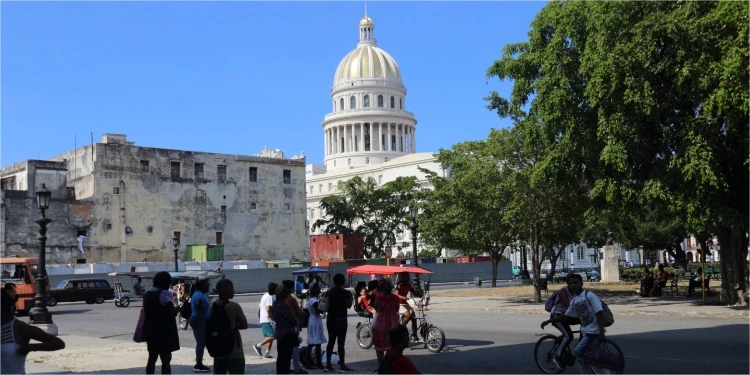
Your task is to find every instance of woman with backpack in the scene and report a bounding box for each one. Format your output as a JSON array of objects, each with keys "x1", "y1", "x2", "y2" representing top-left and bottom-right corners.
[
  {"x1": 144, "y1": 271, "x2": 180, "y2": 374},
  {"x1": 189, "y1": 280, "x2": 211, "y2": 373}
]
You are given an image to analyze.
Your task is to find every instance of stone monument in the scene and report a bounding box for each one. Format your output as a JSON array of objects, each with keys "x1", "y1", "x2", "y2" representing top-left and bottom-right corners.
[{"x1": 600, "y1": 232, "x2": 621, "y2": 282}]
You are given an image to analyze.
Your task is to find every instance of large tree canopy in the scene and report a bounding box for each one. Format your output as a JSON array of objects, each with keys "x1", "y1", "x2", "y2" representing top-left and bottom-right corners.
[{"x1": 487, "y1": 0, "x2": 749, "y2": 304}]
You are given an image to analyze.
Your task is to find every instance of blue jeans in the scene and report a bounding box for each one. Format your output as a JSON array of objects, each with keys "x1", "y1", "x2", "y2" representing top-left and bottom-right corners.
[
  {"x1": 573, "y1": 333, "x2": 599, "y2": 361},
  {"x1": 189, "y1": 316, "x2": 207, "y2": 362}
]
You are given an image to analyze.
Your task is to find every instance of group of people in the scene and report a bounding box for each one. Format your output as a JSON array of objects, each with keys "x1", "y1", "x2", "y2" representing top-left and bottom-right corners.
[
  {"x1": 639, "y1": 264, "x2": 672, "y2": 297},
  {"x1": 255, "y1": 273, "x2": 354, "y2": 374},
  {"x1": 142, "y1": 271, "x2": 248, "y2": 374}
]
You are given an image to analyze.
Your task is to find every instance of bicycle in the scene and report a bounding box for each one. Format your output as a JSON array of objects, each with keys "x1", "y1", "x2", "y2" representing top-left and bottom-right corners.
[
  {"x1": 534, "y1": 328, "x2": 625, "y2": 374},
  {"x1": 355, "y1": 294, "x2": 445, "y2": 353}
]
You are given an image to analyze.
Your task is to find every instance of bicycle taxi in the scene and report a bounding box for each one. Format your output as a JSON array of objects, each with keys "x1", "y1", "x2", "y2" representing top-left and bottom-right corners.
[
  {"x1": 169, "y1": 270, "x2": 224, "y2": 330},
  {"x1": 291, "y1": 267, "x2": 330, "y2": 309},
  {"x1": 347, "y1": 265, "x2": 445, "y2": 353},
  {"x1": 108, "y1": 272, "x2": 153, "y2": 308}
]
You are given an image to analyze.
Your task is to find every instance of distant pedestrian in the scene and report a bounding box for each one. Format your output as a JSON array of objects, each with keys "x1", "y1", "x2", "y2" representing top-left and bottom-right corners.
[
  {"x1": 1, "y1": 289, "x2": 65, "y2": 374},
  {"x1": 210, "y1": 278, "x2": 248, "y2": 374},
  {"x1": 324, "y1": 273, "x2": 354, "y2": 373},
  {"x1": 144, "y1": 271, "x2": 180, "y2": 374},
  {"x1": 133, "y1": 278, "x2": 144, "y2": 296},
  {"x1": 254, "y1": 282, "x2": 277, "y2": 359},
  {"x1": 189, "y1": 279, "x2": 211, "y2": 373}
]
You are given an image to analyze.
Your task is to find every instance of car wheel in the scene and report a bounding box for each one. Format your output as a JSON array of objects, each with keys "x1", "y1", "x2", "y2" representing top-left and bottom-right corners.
[
  {"x1": 47, "y1": 297, "x2": 58, "y2": 307},
  {"x1": 85, "y1": 299, "x2": 95, "y2": 304},
  {"x1": 95, "y1": 296, "x2": 104, "y2": 304}
]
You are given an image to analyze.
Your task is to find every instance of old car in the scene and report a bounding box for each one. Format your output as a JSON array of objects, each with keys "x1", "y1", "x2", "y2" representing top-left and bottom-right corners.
[{"x1": 47, "y1": 278, "x2": 114, "y2": 306}]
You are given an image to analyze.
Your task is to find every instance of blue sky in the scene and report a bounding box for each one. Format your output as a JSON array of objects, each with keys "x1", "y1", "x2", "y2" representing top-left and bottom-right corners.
[{"x1": 1, "y1": 1, "x2": 547, "y2": 168}]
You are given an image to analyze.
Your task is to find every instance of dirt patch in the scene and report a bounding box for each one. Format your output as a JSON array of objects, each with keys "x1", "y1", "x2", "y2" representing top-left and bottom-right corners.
[{"x1": 430, "y1": 281, "x2": 660, "y2": 298}]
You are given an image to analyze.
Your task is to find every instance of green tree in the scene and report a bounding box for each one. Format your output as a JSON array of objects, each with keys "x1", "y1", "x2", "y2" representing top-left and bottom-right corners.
[
  {"x1": 487, "y1": 1, "x2": 749, "y2": 304},
  {"x1": 312, "y1": 176, "x2": 420, "y2": 259}
]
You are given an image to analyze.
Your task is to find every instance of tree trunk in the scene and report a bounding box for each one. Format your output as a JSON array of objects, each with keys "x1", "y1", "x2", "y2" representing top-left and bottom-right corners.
[
  {"x1": 491, "y1": 254, "x2": 499, "y2": 288},
  {"x1": 531, "y1": 224, "x2": 542, "y2": 303},
  {"x1": 717, "y1": 223, "x2": 749, "y2": 306}
]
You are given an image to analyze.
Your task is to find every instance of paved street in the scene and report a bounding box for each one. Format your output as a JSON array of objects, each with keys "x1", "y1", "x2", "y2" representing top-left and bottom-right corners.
[{"x1": 24, "y1": 290, "x2": 749, "y2": 374}]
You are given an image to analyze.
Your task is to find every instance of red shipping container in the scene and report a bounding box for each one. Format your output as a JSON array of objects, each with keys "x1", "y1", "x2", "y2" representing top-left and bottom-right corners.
[
  {"x1": 455, "y1": 256, "x2": 491, "y2": 263},
  {"x1": 310, "y1": 234, "x2": 365, "y2": 261}
]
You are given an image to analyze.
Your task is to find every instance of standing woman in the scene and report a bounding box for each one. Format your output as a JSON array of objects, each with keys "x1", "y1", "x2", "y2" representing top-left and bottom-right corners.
[
  {"x1": 1, "y1": 289, "x2": 65, "y2": 374},
  {"x1": 144, "y1": 271, "x2": 180, "y2": 374},
  {"x1": 189, "y1": 279, "x2": 211, "y2": 372},
  {"x1": 272, "y1": 284, "x2": 298, "y2": 374},
  {"x1": 305, "y1": 284, "x2": 326, "y2": 371},
  {"x1": 372, "y1": 279, "x2": 400, "y2": 363}
]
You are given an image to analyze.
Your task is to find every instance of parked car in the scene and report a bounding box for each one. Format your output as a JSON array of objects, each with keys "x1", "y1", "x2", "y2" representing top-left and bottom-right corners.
[{"x1": 47, "y1": 279, "x2": 114, "y2": 306}]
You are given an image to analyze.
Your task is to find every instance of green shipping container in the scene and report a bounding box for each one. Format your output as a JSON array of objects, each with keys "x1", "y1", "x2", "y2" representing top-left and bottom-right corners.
[{"x1": 185, "y1": 244, "x2": 224, "y2": 262}]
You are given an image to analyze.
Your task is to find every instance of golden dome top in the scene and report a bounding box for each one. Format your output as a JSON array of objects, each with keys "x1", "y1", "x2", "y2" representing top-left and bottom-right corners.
[{"x1": 359, "y1": 16, "x2": 373, "y2": 26}]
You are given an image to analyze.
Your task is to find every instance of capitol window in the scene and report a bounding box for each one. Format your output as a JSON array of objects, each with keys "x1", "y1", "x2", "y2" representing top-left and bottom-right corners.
[
  {"x1": 348, "y1": 158, "x2": 351, "y2": 165},
  {"x1": 350, "y1": 96, "x2": 356, "y2": 109},
  {"x1": 390, "y1": 96, "x2": 395, "y2": 108},
  {"x1": 339, "y1": 98, "x2": 344, "y2": 110},
  {"x1": 364, "y1": 95, "x2": 370, "y2": 108},
  {"x1": 377, "y1": 95, "x2": 383, "y2": 107},
  {"x1": 400, "y1": 98, "x2": 403, "y2": 109},
  {"x1": 366, "y1": 157, "x2": 370, "y2": 164}
]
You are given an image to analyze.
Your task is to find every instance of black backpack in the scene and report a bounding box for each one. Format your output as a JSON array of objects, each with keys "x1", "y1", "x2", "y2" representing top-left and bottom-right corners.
[
  {"x1": 377, "y1": 352, "x2": 403, "y2": 374},
  {"x1": 205, "y1": 301, "x2": 237, "y2": 357}
]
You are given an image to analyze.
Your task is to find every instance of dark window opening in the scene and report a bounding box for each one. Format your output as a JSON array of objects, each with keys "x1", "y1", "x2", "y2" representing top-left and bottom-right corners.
[
  {"x1": 377, "y1": 95, "x2": 383, "y2": 107},
  {"x1": 250, "y1": 202, "x2": 257, "y2": 209},
  {"x1": 350, "y1": 96, "x2": 356, "y2": 109},
  {"x1": 140, "y1": 160, "x2": 149, "y2": 172},
  {"x1": 195, "y1": 163, "x2": 204, "y2": 179},
  {"x1": 173, "y1": 231, "x2": 181, "y2": 246},
  {"x1": 218, "y1": 165, "x2": 227, "y2": 181},
  {"x1": 249, "y1": 167, "x2": 258, "y2": 182},
  {"x1": 170, "y1": 162, "x2": 181, "y2": 180},
  {"x1": 221, "y1": 205, "x2": 227, "y2": 222},
  {"x1": 216, "y1": 232, "x2": 223, "y2": 244},
  {"x1": 283, "y1": 169, "x2": 291, "y2": 184},
  {"x1": 339, "y1": 98, "x2": 344, "y2": 110},
  {"x1": 113, "y1": 187, "x2": 120, "y2": 194},
  {"x1": 390, "y1": 96, "x2": 395, "y2": 108},
  {"x1": 364, "y1": 95, "x2": 370, "y2": 108}
]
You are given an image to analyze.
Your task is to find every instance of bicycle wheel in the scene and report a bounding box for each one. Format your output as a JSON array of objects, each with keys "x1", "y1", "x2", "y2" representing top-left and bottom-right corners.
[
  {"x1": 423, "y1": 325, "x2": 445, "y2": 353},
  {"x1": 589, "y1": 339, "x2": 625, "y2": 375},
  {"x1": 534, "y1": 335, "x2": 564, "y2": 374},
  {"x1": 356, "y1": 323, "x2": 373, "y2": 349}
]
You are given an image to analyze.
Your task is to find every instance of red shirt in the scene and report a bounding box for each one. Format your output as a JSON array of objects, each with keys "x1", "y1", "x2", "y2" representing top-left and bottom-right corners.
[
  {"x1": 385, "y1": 352, "x2": 419, "y2": 374},
  {"x1": 396, "y1": 283, "x2": 411, "y2": 301}
]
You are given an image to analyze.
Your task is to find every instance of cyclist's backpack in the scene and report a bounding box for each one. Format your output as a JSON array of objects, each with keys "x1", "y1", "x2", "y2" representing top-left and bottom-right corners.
[
  {"x1": 180, "y1": 300, "x2": 192, "y2": 320},
  {"x1": 544, "y1": 290, "x2": 560, "y2": 312},
  {"x1": 377, "y1": 352, "x2": 403, "y2": 374},
  {"x1": 205, "y1": 301, "x2": 237, "y2": 357},
  {"x1": 584, "y1": 291, "x2": 614, "y2": 327}
]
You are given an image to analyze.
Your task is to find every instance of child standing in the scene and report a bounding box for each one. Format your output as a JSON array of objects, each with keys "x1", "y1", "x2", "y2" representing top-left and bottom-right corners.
[{"x1": 305, "y1": 284, "x2": 326, "y2": 370}]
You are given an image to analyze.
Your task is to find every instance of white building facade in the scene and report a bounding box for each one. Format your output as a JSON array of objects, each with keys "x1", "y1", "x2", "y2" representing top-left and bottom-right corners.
[{"x1": 305, "y1": 13, "x2": 446, "y2": 258}]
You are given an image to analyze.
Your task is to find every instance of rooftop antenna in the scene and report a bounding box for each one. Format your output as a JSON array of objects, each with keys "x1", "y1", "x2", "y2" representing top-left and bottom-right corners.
[{"x1": 365, "y1": 2, "x2": 368, "y2": 18}]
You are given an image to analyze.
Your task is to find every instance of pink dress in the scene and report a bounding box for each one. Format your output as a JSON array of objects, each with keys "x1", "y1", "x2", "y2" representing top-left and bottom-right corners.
[{"x1": 373, "y1": 292, "x2": 400, "y2": 351}]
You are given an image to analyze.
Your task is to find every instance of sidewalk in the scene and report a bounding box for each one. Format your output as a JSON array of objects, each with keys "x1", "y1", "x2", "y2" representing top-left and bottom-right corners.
[{"x1": 26, "y1": 294, "x2": 747, "y2": 374}]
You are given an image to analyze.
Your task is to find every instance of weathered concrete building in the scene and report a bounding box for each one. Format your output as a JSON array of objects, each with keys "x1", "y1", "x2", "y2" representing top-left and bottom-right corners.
[{"x1": 1, "y1": 134, "x2": 307, "y2": 264}]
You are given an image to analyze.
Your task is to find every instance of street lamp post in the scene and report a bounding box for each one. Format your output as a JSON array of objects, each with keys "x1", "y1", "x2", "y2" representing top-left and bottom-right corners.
[
  {"x1": 172, "y1": 237, "x2": 180, "y2": 272},
  {"x1": 409, "y1": 208, "x2": 420, "y2": 283},
  {"x1": 30, "y1": 184, "x2": 57, "y2": 334}
]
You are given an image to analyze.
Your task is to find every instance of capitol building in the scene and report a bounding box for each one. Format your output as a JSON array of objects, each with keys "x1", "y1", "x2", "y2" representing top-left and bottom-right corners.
[{"x1": 305, "y1": 12, "x2": 446, "y2": 257}]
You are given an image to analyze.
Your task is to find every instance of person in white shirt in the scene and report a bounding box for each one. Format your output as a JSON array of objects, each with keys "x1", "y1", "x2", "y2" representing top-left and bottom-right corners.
[
  {"x1": 254, "y1": 282, "x2": 277, "y2": 359},
  {"x1": 541, "y1": 274, "x2": 606, "y2": 374}
]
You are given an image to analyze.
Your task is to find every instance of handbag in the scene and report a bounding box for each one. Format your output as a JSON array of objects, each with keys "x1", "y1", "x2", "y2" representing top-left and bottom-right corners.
[
  {"x1": 133, "y1": 308, "x2": 146, "y2": 343},
  {"x1": 582, "y1": 342, "x2": 623, "y2": 371},
  {"x1": 317, "y1": 291, "x2": 329, "y2": 313}
]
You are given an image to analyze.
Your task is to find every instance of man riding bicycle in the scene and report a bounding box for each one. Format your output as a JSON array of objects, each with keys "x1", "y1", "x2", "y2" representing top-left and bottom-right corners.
[
  {"x1": 541, "y1": 273, "x2": 606, "y2": 373},
  {"x1": 546, "y1": 274, "x2": 579, "y2": 369}
]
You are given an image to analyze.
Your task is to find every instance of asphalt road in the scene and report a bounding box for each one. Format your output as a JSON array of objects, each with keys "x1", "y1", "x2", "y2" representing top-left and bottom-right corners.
[{"x1": 45, "y1": 294, "x2": 748, "y2": 374}]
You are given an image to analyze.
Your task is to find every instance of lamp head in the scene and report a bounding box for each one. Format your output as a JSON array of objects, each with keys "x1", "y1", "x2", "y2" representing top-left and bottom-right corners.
[
  {"x1": 36, "y1": 183, "x2": 51, "y2": 210},
  {"x1": 173, "y1": 237, "x2": 179, "y2": 247}
]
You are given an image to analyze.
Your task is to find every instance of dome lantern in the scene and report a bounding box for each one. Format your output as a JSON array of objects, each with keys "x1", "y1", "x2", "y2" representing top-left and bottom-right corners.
[{"x1": 359, "y1": 5, "x2": 375, "y2": 45}]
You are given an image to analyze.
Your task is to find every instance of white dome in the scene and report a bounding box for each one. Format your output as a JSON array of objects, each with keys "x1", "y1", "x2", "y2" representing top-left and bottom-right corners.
[{"x1": 333, "y1": 15, "x2": 402, "y2": 86}]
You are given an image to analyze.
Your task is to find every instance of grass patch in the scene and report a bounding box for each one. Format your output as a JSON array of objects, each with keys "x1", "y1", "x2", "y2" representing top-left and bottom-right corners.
[{"x1": 430, "y1": 281, "x2": 693, "y2": 298}]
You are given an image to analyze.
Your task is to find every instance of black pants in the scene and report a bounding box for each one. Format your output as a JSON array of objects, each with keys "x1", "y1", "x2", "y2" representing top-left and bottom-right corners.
[
  {"x1": 146, "y1": 351, "x2": 172, "y2": 374},
  {"x1": 326, "y1": 317, "x2": 348, "y2": 366},
  {"x1": 306, "y1": 344, "x2": 323, "y2": 368},
  {"x1": 276, "y1": 334, "x2": 297, "y2": 374}
]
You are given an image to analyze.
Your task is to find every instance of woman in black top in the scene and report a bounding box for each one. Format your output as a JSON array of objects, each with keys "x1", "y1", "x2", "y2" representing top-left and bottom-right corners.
[{"x1": 144, "y1": 271, "x2": 180, "y2": 374}]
